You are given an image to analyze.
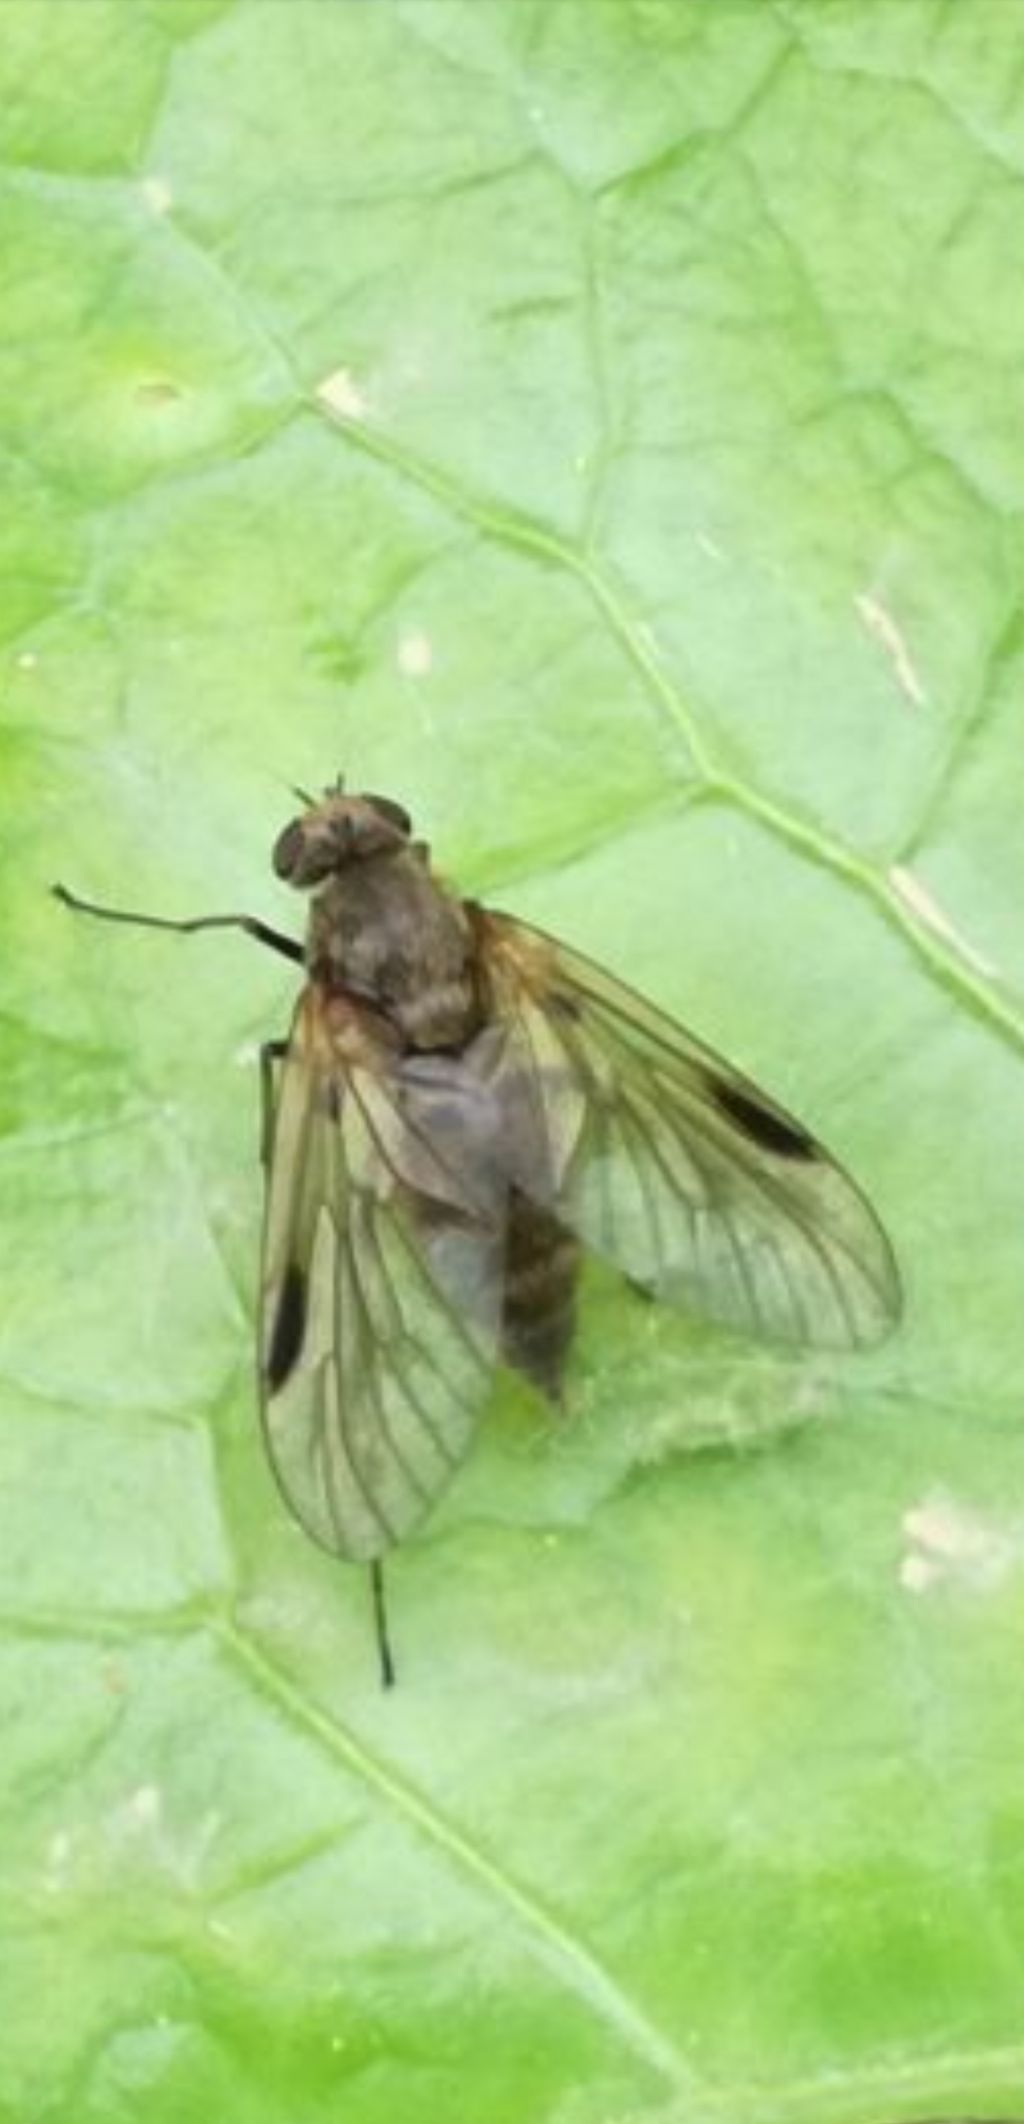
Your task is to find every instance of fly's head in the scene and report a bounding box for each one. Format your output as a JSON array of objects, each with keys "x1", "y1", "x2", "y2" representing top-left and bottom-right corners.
[{"x1": 272, "y1": 789, "x2": 413, "y2": 889}]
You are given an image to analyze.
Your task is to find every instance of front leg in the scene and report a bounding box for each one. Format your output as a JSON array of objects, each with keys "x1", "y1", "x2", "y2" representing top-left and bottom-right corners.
[
  {"x1": 259, "y1": 1039, "x2": 289, "y2": 1170},
  {"x1": 53, "y1": 885, "x2": 304, "y2": 965}
]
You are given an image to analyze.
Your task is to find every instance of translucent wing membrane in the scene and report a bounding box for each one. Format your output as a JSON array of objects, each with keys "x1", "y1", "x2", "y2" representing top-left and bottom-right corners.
[
  {"x1": 260, "y1": 915, "x2": 898, "y2": 1566},
  {"x1": 261, "y1": 992, "x2": 505, "y2": 1561},
  {"x1": 474, "y1": 913, "x2": 901, "y2": 1351}
]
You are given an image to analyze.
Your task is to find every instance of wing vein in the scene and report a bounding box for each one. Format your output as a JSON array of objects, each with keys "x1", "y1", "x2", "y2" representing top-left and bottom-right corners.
[
  {"x1": 326, "y1": 1141, "x2": 400, "y2": 1545},
  {"x1": 348, "y1": 1192, "x2": 436, "y2": 1507}
]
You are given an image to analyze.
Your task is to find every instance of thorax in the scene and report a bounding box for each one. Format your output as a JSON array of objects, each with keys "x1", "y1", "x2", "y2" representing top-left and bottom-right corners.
[{"x1": 305, "y1": 851, "x2": 482, "y2": 1051}]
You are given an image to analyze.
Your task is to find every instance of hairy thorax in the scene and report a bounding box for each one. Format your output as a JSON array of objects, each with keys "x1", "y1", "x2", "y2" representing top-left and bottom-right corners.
[{"x1": 305, "y1": 851, "x2": 482, "y2": 1052}]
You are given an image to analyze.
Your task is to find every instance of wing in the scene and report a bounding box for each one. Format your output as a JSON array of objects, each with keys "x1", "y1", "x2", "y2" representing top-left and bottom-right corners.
[
  {"x1": 470, "y1": 910, "x2": 901, "y2": 1350},
  {"x1": 260, "y1": 986, "x2": 506, "y2": 1561}
]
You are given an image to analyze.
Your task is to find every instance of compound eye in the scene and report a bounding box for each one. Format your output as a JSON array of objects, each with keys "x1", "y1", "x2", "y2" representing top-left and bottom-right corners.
[
  {"x1": 272, "y1": 818, "x2": 305, "y2": 879},
  {"x1": 364, "y1": 794, "x2": 412, "y2": 836}
]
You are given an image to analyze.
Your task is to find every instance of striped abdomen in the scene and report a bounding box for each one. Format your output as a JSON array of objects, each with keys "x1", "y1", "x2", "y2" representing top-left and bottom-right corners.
[{"x1": 501, "y1": 1193, "x2": 581, "y2": 1402}]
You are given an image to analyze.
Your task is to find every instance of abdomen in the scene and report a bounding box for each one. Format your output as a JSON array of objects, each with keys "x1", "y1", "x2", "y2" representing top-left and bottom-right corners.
[{"x1": 501, "y1": 1194, "x2": 581, "y2": 1402}]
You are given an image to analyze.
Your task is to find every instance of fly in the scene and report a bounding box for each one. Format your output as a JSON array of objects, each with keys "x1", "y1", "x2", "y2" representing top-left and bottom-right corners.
[{"x1": 54, "y1": 782, "x2": 901, "y2": 1685}]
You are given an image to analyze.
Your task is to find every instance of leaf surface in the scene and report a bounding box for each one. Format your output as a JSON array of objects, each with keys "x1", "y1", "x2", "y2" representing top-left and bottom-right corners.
[{"x1": 3, "y1": 4, "x2": 1024, "y2": 2120}]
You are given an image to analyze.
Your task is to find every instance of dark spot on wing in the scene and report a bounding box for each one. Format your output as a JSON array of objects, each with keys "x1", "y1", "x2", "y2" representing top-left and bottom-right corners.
[
  {"x1": 266, "y1": 1263, "x2": 307, "y2": 1391},
  {"x1": 710, "y1": 1079, "x2": 818, "y2": 1160}
]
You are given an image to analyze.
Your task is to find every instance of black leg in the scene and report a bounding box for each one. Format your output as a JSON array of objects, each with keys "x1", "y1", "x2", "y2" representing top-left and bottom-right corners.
[
  {"x1": 259, "y1": 1039, "x2": 289, "y2": 1170},
  {"x1": 371, "y1": 1560, "x2": 396, "y2": 1688},
  {"x1": 52, "y1": 884, "x2": 304, "y2": 965}
]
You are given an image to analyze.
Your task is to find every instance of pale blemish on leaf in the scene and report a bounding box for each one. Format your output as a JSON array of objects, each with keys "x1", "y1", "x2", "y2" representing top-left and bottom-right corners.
[
  {"x1": 855, "y1": 591, "x2": 926, "y2": 708},
  {"x1": 116, "y1": 1782, "x2": 163, "y2": 1833},
  {"x1": 397, "y1": 628, "x2": 433, "y2": 677},
  {"x1": 43, "y1": 1827, "x2": 73, "y2": 1895},
  {"x1": 140, "y1": 175, "x2": 174, "y2": 216},
  {"x1": 316, "y1": 367, "x2": 369, "y2": 421},
  {"x1": 107, "y1": 1784, "x2": 225, "y2": 1891},
  {"x1": 901, "y1": 1490, "x2": 1022, "y2": 1593},
  {"x1": 888, "y1": 866, "x2": 998, "y2": 979}
]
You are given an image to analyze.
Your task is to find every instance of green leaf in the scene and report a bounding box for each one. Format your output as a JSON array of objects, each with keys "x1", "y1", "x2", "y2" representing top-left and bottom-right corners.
[{"x1": 3, "y1": 3, "x2": 1024, "y2": 2119}]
